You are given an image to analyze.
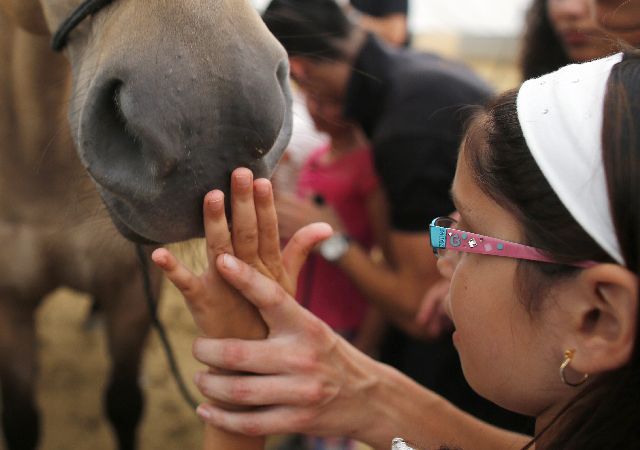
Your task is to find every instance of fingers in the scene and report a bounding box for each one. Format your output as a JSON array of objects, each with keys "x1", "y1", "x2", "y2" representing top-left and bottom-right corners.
[
  {"x1": 192, "y1": 337, "x2": 289, "y2": 374},
  {"x1": 253, "y1": 179, "x2": 283, "y2": 278},
  {"x1": 194, "y1": 372, "x2": 332, "y2": 408},
  {"x1": 215, "y1": 253, "x2": 307, "y2": 331},
  {"x1": 151, "y1": 248, "x2": 202, "y2": 299},
  {"x1": 231, "y1": 168, "x2": 260, "y2": 264},
  {"x1": 282, "y1": 223, "x2": 334, "y2": 282},
  {"x1": 203, "y1": 190, "x2": 234, "y2": 268},
  {"x1": 196, "y1": 404, "x2": 313, "y2": 437}
]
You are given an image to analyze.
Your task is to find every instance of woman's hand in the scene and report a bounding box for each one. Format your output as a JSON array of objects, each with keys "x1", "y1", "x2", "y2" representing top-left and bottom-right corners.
[
  {"x1": 191, "y1": 252, "x2": 382, "y2": 440},
  {"x1": 151, "y1": 168, "x2": 331, "y2": 338}
]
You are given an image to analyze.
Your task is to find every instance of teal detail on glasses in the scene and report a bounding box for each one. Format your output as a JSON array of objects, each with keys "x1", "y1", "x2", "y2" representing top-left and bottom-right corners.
[
  {"x1": 497, "y1": 243, "x2": 504, "y2": 251},
  {"x1": 430, "y1": 224, "x2": 447, "y2": 249}
]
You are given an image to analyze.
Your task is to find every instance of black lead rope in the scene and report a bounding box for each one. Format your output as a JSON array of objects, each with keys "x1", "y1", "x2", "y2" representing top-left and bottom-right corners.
[
  {"x1": 51, "y1": 0, "x2": 116, "y2": 51},
  {"x1": 135, "y1": 245, "x2": 199, "y2": 410}
]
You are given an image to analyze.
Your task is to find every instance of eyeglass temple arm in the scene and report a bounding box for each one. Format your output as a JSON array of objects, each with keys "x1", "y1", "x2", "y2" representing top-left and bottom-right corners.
[{"x1": 430, "y1": 224, "x2": 596, "y2": 268}]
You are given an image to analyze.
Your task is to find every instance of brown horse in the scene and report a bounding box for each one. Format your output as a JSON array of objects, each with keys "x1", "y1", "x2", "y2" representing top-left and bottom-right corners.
[{"x1": 0, "y1": 0, "x2": 291, "y2": 449}]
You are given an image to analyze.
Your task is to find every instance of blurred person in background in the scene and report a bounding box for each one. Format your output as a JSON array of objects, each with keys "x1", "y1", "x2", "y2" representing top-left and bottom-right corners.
[
  {"x1": 521, "y1": 0, "x2": 618, "y2": 79},
  {"x1": 262, "y1": 0, "x2": 532, "y2": 435},
  {"x1": 275, "y1": 91, "x2": 387, "y2": 450},
  {"x1": 346, "y1": 0, "x2": 409, "y2": 47},
  {"x1": 272, "y1": 0, "x2": 408, "y2": 206}
]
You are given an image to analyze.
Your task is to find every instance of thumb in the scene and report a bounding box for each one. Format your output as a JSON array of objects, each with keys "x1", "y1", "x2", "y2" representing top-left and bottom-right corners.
[{"x1": 282, "y1": 222, "x2": 334, "y2": 282}]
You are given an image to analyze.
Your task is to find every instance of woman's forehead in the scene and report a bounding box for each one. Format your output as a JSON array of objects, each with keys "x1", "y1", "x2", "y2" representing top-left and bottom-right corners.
[{"x1": 453, "y1": 147, "x2": 525, "y2": 242}]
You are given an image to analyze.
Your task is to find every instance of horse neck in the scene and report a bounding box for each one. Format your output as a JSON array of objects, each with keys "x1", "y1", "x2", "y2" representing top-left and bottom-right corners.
[{"x1": 0, "y1": 9, "x2": 97, "y2": 218}]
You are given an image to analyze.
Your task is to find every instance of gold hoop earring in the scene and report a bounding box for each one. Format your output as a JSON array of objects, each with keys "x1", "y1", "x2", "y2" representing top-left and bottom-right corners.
[{"x1": 559, "y1": 349, "x2": 589, "y2": 387}]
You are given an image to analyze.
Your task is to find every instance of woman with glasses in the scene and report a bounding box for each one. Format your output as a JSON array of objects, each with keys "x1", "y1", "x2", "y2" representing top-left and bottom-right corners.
[{"x1": 152, "y1": 52, "x2": 640, "y2": 449}]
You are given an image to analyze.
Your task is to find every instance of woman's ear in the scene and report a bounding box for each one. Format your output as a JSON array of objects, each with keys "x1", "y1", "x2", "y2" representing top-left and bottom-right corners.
[{"x1": 566, "y1": 264, "x2": 638, "y2": 376}]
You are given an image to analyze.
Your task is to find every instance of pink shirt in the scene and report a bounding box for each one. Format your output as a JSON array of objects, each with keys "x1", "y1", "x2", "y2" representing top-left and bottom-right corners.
[{"x1": 296, "y1": 144, "x2": 379, "y2": 332}]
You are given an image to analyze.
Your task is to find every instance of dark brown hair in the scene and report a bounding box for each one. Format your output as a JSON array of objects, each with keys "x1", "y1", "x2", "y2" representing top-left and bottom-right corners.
[
  {"x1": 464, "y1": 52, "x2": 640, "y2": 448},
  {"x1": 520, "y1": 0, "x2": 572, "y2": 80},
  {"x1": 262, "y1": 0, "x2": 352, "y2": 61}
]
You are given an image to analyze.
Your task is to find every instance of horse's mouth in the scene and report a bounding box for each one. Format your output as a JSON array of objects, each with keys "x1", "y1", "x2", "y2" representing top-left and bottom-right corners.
[{"x1": 97, "y1": 114, "x2": 293, "y2": 244}]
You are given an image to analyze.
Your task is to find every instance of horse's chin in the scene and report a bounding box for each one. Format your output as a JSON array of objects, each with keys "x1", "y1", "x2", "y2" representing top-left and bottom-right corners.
[{"x1": 106, "y1": 211, "x2": 160, "y2": 245}]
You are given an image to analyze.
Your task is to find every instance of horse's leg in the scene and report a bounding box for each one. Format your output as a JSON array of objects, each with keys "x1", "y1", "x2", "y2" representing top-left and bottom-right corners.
[
  {"x1": 99, "y1": 269, "x2": 157, "y2": 450},
  {"x1": 0, "y1": 296, "x2": 40, "y2": 450}
]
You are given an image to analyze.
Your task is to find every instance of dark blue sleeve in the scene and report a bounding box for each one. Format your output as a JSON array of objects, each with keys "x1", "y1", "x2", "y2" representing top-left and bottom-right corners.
[
  {"x1": 373, "y1": 135, "x2": 457, "y2": 233},
  {"x1": 350, "y1": 0, "x2": 409, "y2": 16}
]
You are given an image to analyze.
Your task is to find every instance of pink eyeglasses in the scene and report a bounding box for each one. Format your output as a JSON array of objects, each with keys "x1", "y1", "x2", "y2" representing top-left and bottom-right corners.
[{"x1": 429, "y1": 217, "x2": 596, "y2": 268}]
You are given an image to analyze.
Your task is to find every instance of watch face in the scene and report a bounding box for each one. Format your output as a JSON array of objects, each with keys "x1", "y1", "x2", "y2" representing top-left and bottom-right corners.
[
  {"x1": 320, "y1": 234, "x2": 349, "y2": 261},
  {"x1": 392, "y1": 438, "x2": 417, "y2": 450}
]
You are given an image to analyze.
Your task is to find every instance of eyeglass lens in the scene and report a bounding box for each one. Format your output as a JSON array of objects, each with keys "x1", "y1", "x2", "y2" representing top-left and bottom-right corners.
[{"x1": 433, "y1": 217, "x2": 457, "y2": 258}]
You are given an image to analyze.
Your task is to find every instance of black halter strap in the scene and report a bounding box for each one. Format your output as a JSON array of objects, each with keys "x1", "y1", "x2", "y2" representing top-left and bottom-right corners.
[{"x1": 51, "y1": 0, "x2": 115, "y2": 51}]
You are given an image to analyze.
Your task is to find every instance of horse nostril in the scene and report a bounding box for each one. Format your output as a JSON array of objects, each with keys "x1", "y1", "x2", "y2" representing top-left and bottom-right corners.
[
  {"x1": 110, "y1": 84, "x2": 178, "y2": 178},
  {"x1": 112, "y1": 84, "x2": 132, "y2": 140},
  {"x1": 276, "y1": 58, "x2": 290, "y2": 92},
  {"x1": 85, "y1": 79, "x2": 178, "y2": 187},
  {"x1": 110, "y1": 82, "x2": 143, "y2": 153}
]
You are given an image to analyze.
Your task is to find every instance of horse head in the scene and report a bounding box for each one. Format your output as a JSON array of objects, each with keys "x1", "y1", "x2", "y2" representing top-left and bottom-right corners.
[{"x1": 1, "y1": 0, "x2": 292, "y2": 244}]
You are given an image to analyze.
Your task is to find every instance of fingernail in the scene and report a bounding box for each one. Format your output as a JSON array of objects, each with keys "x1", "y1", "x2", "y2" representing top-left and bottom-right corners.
[
  {"x1": 196, "y1": 405, "x2": 212, "y2": 420},
  {"x1": 193, "y1": 372, "x2": 202, "y2": 385},
  {"x1": 255, "y1": 180, "x2": 270, "y2": 197},
  {"x1": 151, "y1": 250, "x2": 166, "y2": 266},
  {"x1": 222, "y1": 254, "x2": 240, "y2": 272},
  {"x1": 206, "y1": 191, "x2": 224, "y2": 210},
  {"x1": 235, "y1": 173, "x2": 251, "y2": 188}
]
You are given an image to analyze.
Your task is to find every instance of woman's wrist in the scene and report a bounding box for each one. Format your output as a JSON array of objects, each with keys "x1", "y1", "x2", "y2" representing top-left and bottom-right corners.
[
  {"x1": 350, "y1": 361, "x2": 438, "y2": 448},
  {"x1": 356, "y1": 362, "x2": 531, "y2": 450}
]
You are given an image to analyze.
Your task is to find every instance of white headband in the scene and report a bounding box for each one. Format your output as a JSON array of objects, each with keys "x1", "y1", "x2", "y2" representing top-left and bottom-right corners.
[{"x1": 517, "y1": 53, "x2": 624, "y2": 264}]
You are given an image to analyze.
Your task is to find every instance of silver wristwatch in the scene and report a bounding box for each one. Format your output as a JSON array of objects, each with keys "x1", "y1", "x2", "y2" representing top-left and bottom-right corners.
[
  {"x1": 318, "y1": 233, "x2": 351, "y2": 262},
  {"x1": 392, "y1": 438, "x2": 417, "y2": 450}
]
